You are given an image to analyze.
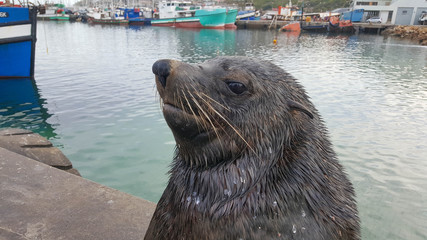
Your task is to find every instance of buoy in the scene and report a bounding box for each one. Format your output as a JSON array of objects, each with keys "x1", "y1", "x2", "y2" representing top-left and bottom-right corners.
[{"x1": 273, "y1": 39, "x2": 277, "y2": 44}]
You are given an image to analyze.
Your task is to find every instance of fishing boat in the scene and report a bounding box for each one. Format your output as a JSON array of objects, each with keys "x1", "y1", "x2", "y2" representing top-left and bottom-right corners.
[
  {"x1": 0, "y1": 5, "x2": 37, "y2": 78},
  {"x1": 151, "y1": 1, "x2": 227, "y2": 29},
  {"x1": 87, "y1": 8, "x2": 129, "y2": 25},
  {"x1": 125, "y1": 8, "x2": 152, "y2": 26},
  {"x1": 224, "y1": 9, "x2": 238, "y2": 29},
  {"x1": 50, "y1": 9, "x2": 70, "y2": 21},
  {"x1": 236, "y1": 3, "x2": 260, "y2": 20},
  {"x1": 280, "y1": 21, "x2": 301, "y2": 32},
  {"x1": 36, "y1": 4, "x2": 70, "y2": 21},
  {"x1": 236, "y1": 10, "x2": 257, "y2": 20}
]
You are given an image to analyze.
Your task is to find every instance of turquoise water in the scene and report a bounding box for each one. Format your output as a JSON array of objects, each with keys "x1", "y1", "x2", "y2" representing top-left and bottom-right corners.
[{"x1": 1, "y1": 22, "x2": 426, "y2": 239}]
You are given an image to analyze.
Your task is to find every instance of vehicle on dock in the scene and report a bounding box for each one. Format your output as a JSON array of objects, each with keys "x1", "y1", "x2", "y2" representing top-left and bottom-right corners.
[
  {"x1": 0, "y1": 5, "x2": 37, "y2": 78},
  {"x1": 366, "y1": 16, "x2": 382, "y2": 23},
  {"x1": 151, "y1": 1, "x2": 236, "y2": 29},
  {"x1": 419, "y1": 11, "x2": 427, "y2": 25}
]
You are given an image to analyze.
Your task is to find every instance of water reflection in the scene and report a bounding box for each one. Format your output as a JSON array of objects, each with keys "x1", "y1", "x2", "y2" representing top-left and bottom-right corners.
[
  {"x1": 176, "y1": 29, "x2": 236, "y2": 62},
  {"x1": 0, "y1": 78, "x2": 56, "y2": 139}
]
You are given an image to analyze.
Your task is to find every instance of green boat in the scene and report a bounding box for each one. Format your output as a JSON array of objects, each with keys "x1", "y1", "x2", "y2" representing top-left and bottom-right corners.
[
  {"x1": 50, "y1": 15, "x2": 69, "y2": 21},
  {"x1": 225, "y1": 9, "x2": 238, "y2": 29},
  {"x1": 152, "y1": 1, "x2": 227, "y2": 29},
  {"x1": 37, "y1": 8, "x2": 70, "y2": 21}
]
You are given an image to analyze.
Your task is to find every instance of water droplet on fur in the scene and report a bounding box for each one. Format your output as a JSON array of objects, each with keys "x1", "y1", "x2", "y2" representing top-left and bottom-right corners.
[
  {"x1": 233, "y1": 179, "x2": 237, "y2": 184},
  {"x1": 301, "y1": 227, "x2": 306, "y2": 232},
  {"x1": 292, "y1": 224, "x2": 297, "y2": 234},
  {"x1": 301, "y1": 209, "x2": 306, "y2": 217},
  {"x1": 224, "y1": 189, "x2": 231, "y2": 197},
  {"x1": 273, "y1": 201, "x2": 277, "y2": 207},
  {"x1": 192, "y1": 192, "x2": 197, "y2": 197},
  {"x1": 258, "y1": 226, "x2": 262, "y2": 230},
  {"x1": 186, "y1": 196, "x2": 191, "y2": 202},
  {"x1": 195, "y1": 196, "x2": 200, "y2": 205},
  {"x1": 268, "y1": 147, "x2": 272, "y2": 154}
]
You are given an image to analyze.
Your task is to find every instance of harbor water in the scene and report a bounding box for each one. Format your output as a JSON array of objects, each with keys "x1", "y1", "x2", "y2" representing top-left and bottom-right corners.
[{"x1": 1, "y1": 21, "x2": 426, "y2": 239}]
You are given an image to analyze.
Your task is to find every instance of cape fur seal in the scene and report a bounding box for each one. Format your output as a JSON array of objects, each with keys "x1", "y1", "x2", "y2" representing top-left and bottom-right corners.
[{"x1": 145, "y1": 56, "x2": 360, "y2": 240}]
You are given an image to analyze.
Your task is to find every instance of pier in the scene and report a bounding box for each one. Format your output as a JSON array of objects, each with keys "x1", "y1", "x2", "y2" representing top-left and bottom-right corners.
[
  {"x1": 353, "y1": 22, "x2": 396, "y2": 34},
  {"x1": 236, "y1": 19, "x2": 398, "y2": 33},
  {"x1": 0, "y1": 129, "x2": 156, "y2": 240}
]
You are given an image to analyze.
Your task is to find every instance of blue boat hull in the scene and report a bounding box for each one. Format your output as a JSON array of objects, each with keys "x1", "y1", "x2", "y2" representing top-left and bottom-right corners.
[
  {"x1": 129, "y1": 18, "x2": 152, "y2": 26},
  {"x1": 0, "y1": 7, "x2": 37, "y2": 78}
]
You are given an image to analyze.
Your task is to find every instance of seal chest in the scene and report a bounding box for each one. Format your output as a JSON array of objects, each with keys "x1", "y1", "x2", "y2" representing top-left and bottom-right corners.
[{"x1": 145, "y1": 56, "x2": 360, "y2": 240}]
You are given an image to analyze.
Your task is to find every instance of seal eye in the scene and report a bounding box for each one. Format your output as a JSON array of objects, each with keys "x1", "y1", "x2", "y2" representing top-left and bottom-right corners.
[{"x1": 226, "y1": 81, "x2": 247, "y2": 95}]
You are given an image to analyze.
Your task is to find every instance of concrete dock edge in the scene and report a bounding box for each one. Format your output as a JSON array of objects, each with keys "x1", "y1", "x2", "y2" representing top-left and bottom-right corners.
[{"x1": 0, "y1": 129, "x2": 156, "y2": 240}]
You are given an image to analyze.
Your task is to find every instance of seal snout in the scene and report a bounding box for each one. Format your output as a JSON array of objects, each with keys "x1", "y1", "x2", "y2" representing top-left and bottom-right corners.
[{"x1": 152, "y1": 59, "x2": 171, "y2": 88}]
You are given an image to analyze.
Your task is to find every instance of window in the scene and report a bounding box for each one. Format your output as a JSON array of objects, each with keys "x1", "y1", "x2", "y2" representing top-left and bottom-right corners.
[{"x1": 356, "y1": 1, "x2": 378, "y2": 6}]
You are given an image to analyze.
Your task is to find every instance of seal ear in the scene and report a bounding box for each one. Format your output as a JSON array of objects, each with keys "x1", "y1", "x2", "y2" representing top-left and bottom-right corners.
[{"x1": 287, "y1": 100, "x2": 314, "y2": 119}]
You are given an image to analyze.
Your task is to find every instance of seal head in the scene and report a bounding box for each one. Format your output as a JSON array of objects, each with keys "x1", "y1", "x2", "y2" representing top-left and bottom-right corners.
[{"x1": 146, "y1": 56, "x2": 360, "y2": 240}]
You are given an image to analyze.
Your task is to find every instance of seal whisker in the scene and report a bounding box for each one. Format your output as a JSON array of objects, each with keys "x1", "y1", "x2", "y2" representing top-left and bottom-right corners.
[
  {"x1": 200, "y1": 92, "x2": 231, "y2": 112},
  {"x1": 187, "y1": 91, "x2": 224, "y2": 158},
  {"x1": 193, "y1": 91, "x2": 232, "y2": 159},
  {"x1": 188, "y1": 84, "x2": 230, "y2": 137},
  {"x1": 181, "y1": 88, "x2": 209, "y2": 135},
  {"x1": 201, "y1": 97, "x2": 256, "y2": 154},
  {"x1": 178, "y1": 91, "x2": 192, "y2": 123},
  {"x1": 190, "y1": 87, "x2": 251, "y2": 152}
]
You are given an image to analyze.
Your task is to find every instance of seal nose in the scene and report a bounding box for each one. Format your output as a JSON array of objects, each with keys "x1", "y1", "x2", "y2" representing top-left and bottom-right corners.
[{"x1": 152, "y1": 60, "x2": 171, "y2": 88}]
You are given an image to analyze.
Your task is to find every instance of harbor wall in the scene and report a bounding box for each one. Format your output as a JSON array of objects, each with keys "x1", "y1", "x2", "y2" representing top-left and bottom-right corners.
[
  {"x1": 0, "y1": 128, "x2": 156, "y2": 240},
  {"x1": 382, "y1": 25, "x2": 427, "y2": 45}
]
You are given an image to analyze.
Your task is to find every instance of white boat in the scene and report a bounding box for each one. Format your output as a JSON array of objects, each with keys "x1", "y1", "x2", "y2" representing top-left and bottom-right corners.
[{"x1": 152, "y1": 1, "x2": 235, "y2": 29}]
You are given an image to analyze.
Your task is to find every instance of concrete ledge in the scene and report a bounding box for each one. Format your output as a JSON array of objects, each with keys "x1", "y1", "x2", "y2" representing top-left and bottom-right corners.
[
  {"x1": 0, "y1": 147, "x2": 156, "y2": 240},
  {"x1": 0, "y1": 128, "x2": 80, "y2": 175}
]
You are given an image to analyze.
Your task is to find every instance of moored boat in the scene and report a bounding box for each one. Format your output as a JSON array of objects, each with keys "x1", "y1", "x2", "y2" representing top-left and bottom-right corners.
[
  {"x1": 88, "y1": 17, "x2": 129, "y2": 25},
  {"x1": 0, "y1": 6, "x2": 37, "y2": 78},
  {"x1": 125, "y1": 8, "x2": 152, "y2": 26},
  {"x1": 224, "y1": 9, "x2": 238, "y2": 29},
  {"x1": 36, "y1": 4, "x2": 70, "y2": 21},
  {"x1": 87, "y1": 10, "x2": 129, "y2": 25},
  {"x1": 280, "y1": 21, "x2": 301, "y2": 32},
  {"x1": 236, "y1": 10, "x2": 258, "y2": 20},
  {"x1": 151, "y1": 1, "x2": 227, "y2": 29}
]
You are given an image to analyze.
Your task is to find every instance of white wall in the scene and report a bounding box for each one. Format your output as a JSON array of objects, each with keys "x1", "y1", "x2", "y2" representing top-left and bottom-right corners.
[{"x1": 353, "y1": 0, "x2": 427, "y2": 24}]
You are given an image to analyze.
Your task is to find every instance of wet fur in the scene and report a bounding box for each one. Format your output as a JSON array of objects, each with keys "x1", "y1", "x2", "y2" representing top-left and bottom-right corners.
[{"x1": 145, "y1": 57, "x2": 360, "y2": 240}]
